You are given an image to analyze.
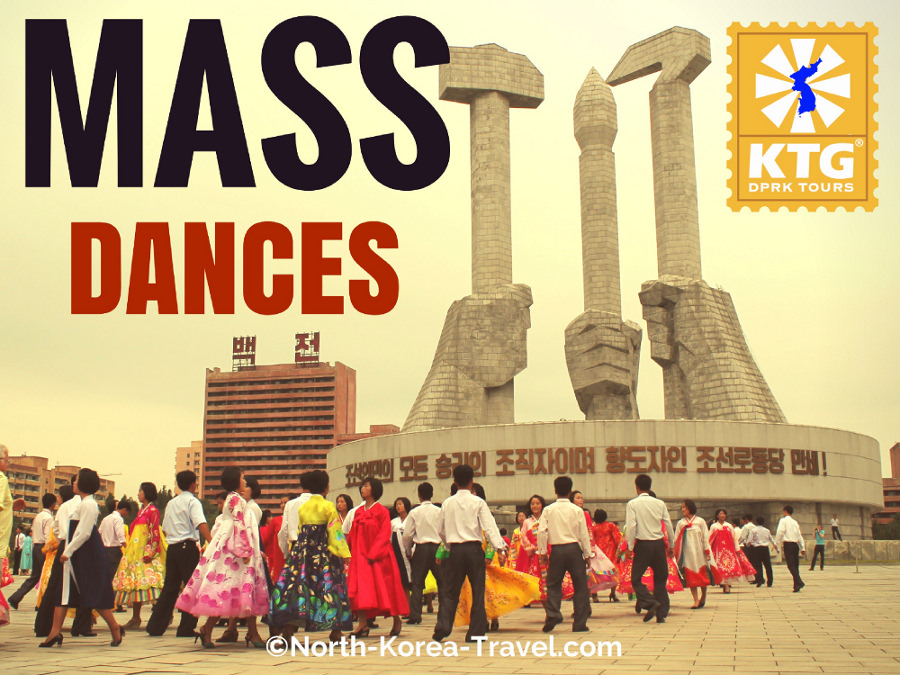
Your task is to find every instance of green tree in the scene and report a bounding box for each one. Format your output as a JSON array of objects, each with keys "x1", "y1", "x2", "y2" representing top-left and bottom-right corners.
[{"x1": 873, "y1": 514, "x2": 900, "y2": 540}]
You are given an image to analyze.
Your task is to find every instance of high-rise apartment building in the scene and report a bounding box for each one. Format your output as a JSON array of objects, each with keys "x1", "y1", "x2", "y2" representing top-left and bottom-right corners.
[{"x1": 201, "y1": 361, "x2": 357, "y2": 511}]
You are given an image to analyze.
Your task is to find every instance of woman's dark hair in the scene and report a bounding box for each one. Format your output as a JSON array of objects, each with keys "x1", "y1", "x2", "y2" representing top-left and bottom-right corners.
[
  {"x1": 683, "y1": 499, "x2": 698, "y2": 516},
  {"x1": 472, "y1": 483, "x2": 486, "y2": 501},
  {"x1": 336, "y1": 494, "x2": 354, "y2": 512},
  {"x1": 260, "y1": 509, "x2": 272, "y2": 528},
  {"x1": 59, "y1": 484, "x2": 74, "y2": 503},
  {"x1": 527, "y1": 495, "x2": 546, "y2": 513},
  {"x1": 220, "y1": 467, "x2": 242, "y2": 493},
  {"x1": 306, "y1": 470, "x2": 329, "y2": 495},
  {"x1": 360, "y1": 477, "x2": 383, "y2": 501},
  {"x1": 139, "y1": 481, "x2": 158, "y2": 503},
  {"x1": 569, "y1": 488, "x2": 582, "y2": 501},
  {"x1": 715, "y1": 508, "x2": 728, "y2": 519},
  {"x1": 77, "y1": 468, "x2": 101, "y2": 495},
  {"x1": 394, "y1": 496, "x2": 412, "y2": 515},
  {"x1": 244, "y1": 475, "x2": 262, "y2": 500},
  {"x1": 593, "y1": 509, "x2": 608, "y2": 524}
]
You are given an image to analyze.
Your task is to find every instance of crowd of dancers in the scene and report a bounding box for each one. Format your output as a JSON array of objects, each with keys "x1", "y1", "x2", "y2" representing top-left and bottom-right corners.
[{"x1": 0, "y1": 443, "x2": 815, "y2": 646}]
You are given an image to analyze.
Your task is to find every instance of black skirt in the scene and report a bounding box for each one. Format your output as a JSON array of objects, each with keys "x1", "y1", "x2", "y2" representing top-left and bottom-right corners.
[{"x1": 64, "y1": 520, "x2": 116, "y2": 610}]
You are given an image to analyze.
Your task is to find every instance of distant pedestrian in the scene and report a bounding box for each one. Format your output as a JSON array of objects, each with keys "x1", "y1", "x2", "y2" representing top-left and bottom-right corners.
[
  {"x1": 775, "y1": 505, "x2": 805, "y2": 592},
  {"x1": 809, "y1": 525, "x2": 825, "y2": 571},
  {"x1": 830, "y1": 515, "x2": 842, "y2": 541},
  {"x1": 12, "y1": 526, "x2": 24, "y2": 575},
  {"x1": 7, "y1": 492, "x2": 56, "y2": 609},
  {"x1": 19, "y1": 530, "x2": 33, "y2": 575}
]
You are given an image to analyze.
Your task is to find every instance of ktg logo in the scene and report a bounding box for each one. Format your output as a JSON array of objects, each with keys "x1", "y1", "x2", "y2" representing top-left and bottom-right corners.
[{"x1": 727, "y1": 23, "x2": 877, "y2": 211}]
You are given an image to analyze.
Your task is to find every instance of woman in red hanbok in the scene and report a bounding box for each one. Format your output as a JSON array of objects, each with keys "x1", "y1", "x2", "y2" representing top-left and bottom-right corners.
[
  {"x1": 343, "y1": 477, "x2": 408, "y2": 637},
  {"x1": 259, "y1": 500, "x2": 286, "y2": 583},
  {"x1": 708, "y1": 508, "x2": 755, "y2": 592},
  {"x1": 592, "y1": 509, "x2": 623, "y2": 602},
  {"x1": 616, "y1": 525, "x2": 684, "y2": 597}
]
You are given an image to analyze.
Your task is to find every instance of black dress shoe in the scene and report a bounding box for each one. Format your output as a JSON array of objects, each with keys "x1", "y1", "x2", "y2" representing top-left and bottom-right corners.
[
  {"x1": 431, "y1": 630, "x2": 449, "y2": 643},
  {"x1": 643, "y1": 601, "x2": 660, "y2": 623},
  {"x1": 572, "y1": 625, "x2": 589, "y2": 633},
  {"x1": 542, "y1": 617, "x2": 563, "y2": 633},
  {"x1": 406, "y1": 618, "x2": 421, "y2": 625},
  {"x1": 656, "y1": 617, "x2": 666, "y2": 624},
  {"x1": 8, "y1": 598, "x2": 19, "y2": 610},
  {"x1": 72, "y1": 632, "x2": 98, "y2": 637}
]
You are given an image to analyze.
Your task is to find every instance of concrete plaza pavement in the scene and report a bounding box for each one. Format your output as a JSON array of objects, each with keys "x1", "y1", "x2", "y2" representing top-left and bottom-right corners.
[{"x1": 1, "y1": 564, "x2": 899, "y2": 674}]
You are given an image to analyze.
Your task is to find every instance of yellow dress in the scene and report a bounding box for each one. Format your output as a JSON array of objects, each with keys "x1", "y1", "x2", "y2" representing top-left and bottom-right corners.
[
  {"x1": 453, "y1": 540, "x2": 540, "y2": 626},
  {"x1": 113, "y1": 504, "x2": 167, "y2": 605}
]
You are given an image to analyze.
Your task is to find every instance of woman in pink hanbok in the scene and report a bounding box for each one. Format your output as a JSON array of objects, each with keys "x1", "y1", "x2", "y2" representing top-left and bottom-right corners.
[
  {"x1": 708, "y1": 508, "x2": 755, "y2": 592},
  {"x1": 176, "y1": 467, "x2": 269, "y2": 648}
]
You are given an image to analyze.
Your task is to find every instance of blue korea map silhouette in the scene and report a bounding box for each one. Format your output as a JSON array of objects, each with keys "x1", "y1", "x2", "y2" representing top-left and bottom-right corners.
[{"x1": 791, "y1": 57, "x2": 823, "y2": 116}]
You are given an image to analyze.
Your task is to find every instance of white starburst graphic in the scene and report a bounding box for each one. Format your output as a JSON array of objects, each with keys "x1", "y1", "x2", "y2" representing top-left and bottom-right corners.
[{"x1": 754, "y1": 39, "x2": 851, "y2": 133}]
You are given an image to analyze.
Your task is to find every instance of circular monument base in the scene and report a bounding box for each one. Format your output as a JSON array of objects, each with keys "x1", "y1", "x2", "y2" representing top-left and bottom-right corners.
[{"x1": 328, "y1": 419, "x2": 882, "y2": 539}]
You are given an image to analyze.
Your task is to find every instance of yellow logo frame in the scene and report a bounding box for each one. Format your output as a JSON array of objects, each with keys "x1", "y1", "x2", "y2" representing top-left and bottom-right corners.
[{"x1": 727, "y1": 22, "x2": 878, "y2": 211}]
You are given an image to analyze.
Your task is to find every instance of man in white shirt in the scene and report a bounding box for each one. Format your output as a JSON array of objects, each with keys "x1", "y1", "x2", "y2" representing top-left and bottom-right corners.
[
  {"x1": 537, "y1": 476, "x2": 592, "y2": 633},
  {"x1": 625, "y1": 474, "x2": 673, "y2": 624},
  {"x1": 433, "y1": 464, "x2": 506, "y2": 644},
  {"x1": 830, "y1": 515, "x2": 842, "y2": 541},
  {"x1": 775, "y1": 504, "x2": 805, "y2": 592},
  {"x1": 750, "y1": 516, "x2": 777, "y2": 587},
  {"x1": 279, "y1": 472, "x2": 314, "y2": 558},
  {"x1": 738, "y1": 514, "x2": 757, "y2": 584},
  {"x1": 8, "y1": 492, "x2": 57, "y2": 609},
  {"x1": 12, "y1": 526, "x2": 25, "y2": 575},
  {"x1": 401, "y1": 482, "x2": 442, "y2": 625},
  {"x1": 147, "y1": 470, "x2": 212, "y2": 637}
]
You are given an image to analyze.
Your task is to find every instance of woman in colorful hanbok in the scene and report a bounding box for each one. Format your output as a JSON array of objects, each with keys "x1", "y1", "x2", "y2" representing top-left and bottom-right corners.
[
  {"x1": 708, "y1": 508, "x2": 755, "y2": 592},
  {"x1": 342, "y1": 477, "x2": 409, "y2": 638},
  {"x1": 113, "y1": 482, "x2": 166, "y2": 628},
  {"x1": 674, "y1": 499, "x2": 719, "y2": 609},
  {"x1": 444, "y1": 485, "x2": 540, "y2": 632},
  {"x1": 270, "y1": 470, "x2": 351, "y2": 642},
  {"x1": 176, "y1": 467, "x2": 270, "y2": 648},
  {"x1": 506, "y1": 510, "x2": 527, "y2": 569}
]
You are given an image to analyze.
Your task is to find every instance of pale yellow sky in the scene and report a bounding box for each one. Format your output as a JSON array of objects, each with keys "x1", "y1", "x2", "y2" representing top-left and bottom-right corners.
[{"x1": 1, "y1": 1, "x2": 897, "y2": 498}]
